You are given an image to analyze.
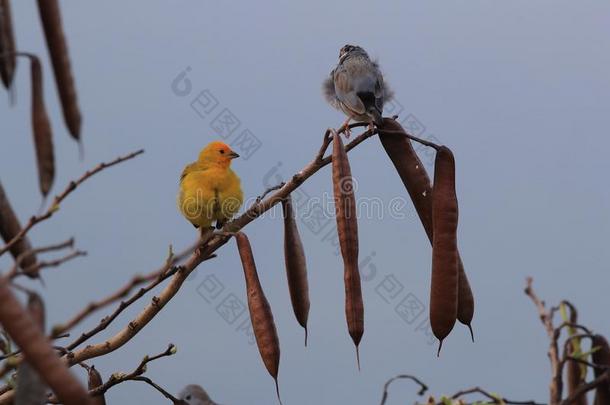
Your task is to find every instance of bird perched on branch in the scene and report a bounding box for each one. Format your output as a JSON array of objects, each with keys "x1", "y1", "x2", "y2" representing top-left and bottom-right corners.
[
  {"x1": 323, "y1": 44, "x2": 393, "y2": 136},
  {"x1": 178, "y1": 141, "x2": 243, "y2": 231},
  {"x1": 178, "y1": 384, "x2": 218, "y2": 405}
]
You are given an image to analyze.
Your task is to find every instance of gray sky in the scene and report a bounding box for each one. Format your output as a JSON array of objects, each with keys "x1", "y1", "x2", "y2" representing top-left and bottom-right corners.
[{"x1": 2, "y1": 1, "x2": 610, "y2": 404}]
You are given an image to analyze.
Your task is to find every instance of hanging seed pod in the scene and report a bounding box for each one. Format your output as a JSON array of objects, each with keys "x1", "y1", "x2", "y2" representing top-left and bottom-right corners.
[
  {"x1": 0, "y1": 0, "x2": 17, "y2": 89},
  {"x1": 235, "y1": 232, "x2": 282, "y2": 405},
  {"x1": 332, "y1": 132, "x2": 364, "y2": 369},
  {"x1": 0, "y1": 181, "x2": 37, "y2": 270},
  {"x1": 88, "y1": 366, "x2": 106, "y2": 405},
  {"x1": 591, "y1": 335, "x2": 610, "y2": 405},
  {"x1": 0, "y1": 277, "x2": 90, "y2": 404},
  {"x1": 456, "y1": 256, "x2": 474, "y2": 341},
  {"x1": 15, "y1": 293, "x2": 47, "y2": 405},
  {"x1": 430, "y1": 146, "x2": 459, "y2": 355},
  {"x1": 566, "y1": 342, "x2": 588, "y2": 405},
  {"x1": 27, "y1": 53, "x2": 55, "y2": 197},
  {"x1": 281, "y1": 195, "x2": 310, "y2": 346},
  {"x1": 36, "y1": 0, "x2": 82, "y2": 140},
  {"x1": 378, "y1": 118, "x2": 474, "y2": 340}
]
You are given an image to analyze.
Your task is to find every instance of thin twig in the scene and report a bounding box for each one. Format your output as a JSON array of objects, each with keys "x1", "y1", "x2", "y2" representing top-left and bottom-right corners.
[
  {"x1": 449, "y1": 387, "x2": 546, "y2": 405},
  {"x1": 256, "y1": 183, "x2": 285, "y2": 203},
  {"x1": 49, "y1": 345, "x2": 183, "y2": 404},
  {"x1": 87, "y1": 344, "x2": 176, "y2": 396},
  {"x1": 64, "y1": 251, "x2": 215, "y2": 353},
  {"x1": 7, "y1": 238, "x2": 74, "y2": 275},
  {"x1": 379, "y1": 374, "x2": 428, "y2": 405},
  {"x1": 10, "y1": 250, "x2": 87, "y2": 279},
  {"x1": 52, "y1": 241, "x2": 197, "y2": 336},
  {"x1": 131, "y1": 377, "x2": 185, "y2": 404},
  {"x1": 377, "y1": 128, "x2": 441, "y2": 150},
  {"x1": 0, "y1": 149, "x2": 144, "y2": 258},
  {"x1": 524, "y1": 277, "x2": 562, "y2": 405}
]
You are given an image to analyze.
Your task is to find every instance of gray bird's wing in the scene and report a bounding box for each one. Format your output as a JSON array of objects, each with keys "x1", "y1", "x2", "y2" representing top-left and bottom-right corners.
[{"x1": 333, "y1": 66, "x2": 366, "y2": 115}]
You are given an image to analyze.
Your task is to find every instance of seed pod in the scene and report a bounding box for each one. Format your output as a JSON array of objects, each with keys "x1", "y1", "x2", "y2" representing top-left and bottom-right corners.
[
  {"x1": 430, "y1": 146, "x2": 459, "y2": 354},
  {"x1": 88, "y1": 366, "x2": 106, "y2": 405},
  {"x1": 0, "y1": 0, "x2": 17, "y2": 88},
  {"x1": 591, "y1": 335, "x2": 610, "y2": 405},
  {"x1": 332, "y1": 132, "x2": 364, "y2": 369},
  {"x1": 281, "y1": 195, "x2": 310, "y2": 346},
  {"x1": 0, "y1": 181, "x2": 37, "y2": 270},
  {"x1": 15, "y1": 293, "x2": 47, "y2": 405},
  {"x1": 378, "y1": 118, "x2": 474, "y2": 340},
  {"x1": 28, "y1": 53, "x2": 55, "y2": 197},
  {"x1": 566, "y1": 342, "x2": 588, "y2": 405},
  {"x1": 36, "y1": 0, "x2": 82, "y2": 140},
  {"x1": 0, "y1": 277, "x2": 90, "y2": 404},
  {"x1": 235, "y1": 232, "x2": 282, "y2": 404}
]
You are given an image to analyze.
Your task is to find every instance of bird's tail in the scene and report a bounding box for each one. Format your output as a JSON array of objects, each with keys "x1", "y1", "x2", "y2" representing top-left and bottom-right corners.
[{"x1": 368, "y1": 107, "x2": 383, "y2": 127}]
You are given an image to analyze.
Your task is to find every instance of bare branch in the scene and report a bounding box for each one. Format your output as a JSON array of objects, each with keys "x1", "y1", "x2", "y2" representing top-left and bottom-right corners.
[
  {"x1": 379, "y1": 374, "x2": 428, "y2": 405},
  {"x1": 10, "y1": 249, "x2": 86, "y2": 279},
  {"x1": 0, "y1": 149, "x2": 144, "y2": 258},
  {"x1": 87, "y1": 344, "x2": 176, "y2": 396},
  {"x1": 449, "y1": 387, "x2": 546, "y2": 405},
  {"x1": 525, "y1": 277, "x2": 563, "y2": 405},
  {"x1": 7, "y1": 237, "x2": 74, "y2": 276},
  {"x1": 52, "y1": 241, "x2": 197, "y2": 336}
]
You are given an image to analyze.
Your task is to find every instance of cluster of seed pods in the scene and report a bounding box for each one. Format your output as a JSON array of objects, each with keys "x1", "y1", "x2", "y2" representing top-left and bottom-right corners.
[
  {"x1": 235, "y1": 119, "x2": 475, "y2": 401},
  {"x1": 379, "y1": 118, "x2": 475, "y2": 353},
  {"x1": 0, "y1": 0, "x2": 81, "y2": 203}
]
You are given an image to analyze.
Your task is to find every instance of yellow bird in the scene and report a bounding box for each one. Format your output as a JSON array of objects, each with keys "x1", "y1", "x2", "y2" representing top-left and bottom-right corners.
[{"x1": 178, "y1": 141, "x2": 243, "y2": 230}]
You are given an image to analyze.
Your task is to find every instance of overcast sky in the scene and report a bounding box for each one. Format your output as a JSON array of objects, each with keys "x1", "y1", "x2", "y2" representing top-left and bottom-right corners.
[{"x1": 2, "y1": 1, "x2": 610, "y2": 404}]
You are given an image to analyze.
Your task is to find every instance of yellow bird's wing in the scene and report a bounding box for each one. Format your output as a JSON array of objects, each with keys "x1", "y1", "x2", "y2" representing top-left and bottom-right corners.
[{"x1": 180, "y1": 162, "x2": 208, "y2": 183}]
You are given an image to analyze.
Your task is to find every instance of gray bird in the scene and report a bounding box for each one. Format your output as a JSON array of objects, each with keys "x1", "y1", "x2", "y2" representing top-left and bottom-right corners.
[
  {"x1": 178, "y1": 384, "x2": 219, "y2": 405},
  {"x1": 323, "y1": 44, "x2": 393, "y2": 134}
]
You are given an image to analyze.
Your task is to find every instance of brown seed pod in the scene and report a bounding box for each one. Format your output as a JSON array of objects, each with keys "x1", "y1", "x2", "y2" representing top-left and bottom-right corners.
[
  {"x1": 332, "y1": 132, "x2": 364, "y2": 369},
  {"x1": 28, "y1": 53, "x2": 55, "y2": 197},
  {"x1": 281, "y1": 195, "x2": 310, "y2": 346},
  {"x1": 15, "y1": 292, "x2": 47, "y2": 405},
  {"x1": 378, "y1": 118, "x2": 474, "y2": 340},
  {"x1": 0, "y1": 0, "x2": 17, "y2": 88},
  {"x1": 430, "y1": 146, "x2": 459, "y2": 355},
  {"x1": 235, "y1": 232, "x2": 282, "y2": 404},
  {"x1": 36, "y1": 0, "x2": 82, "y2": 140},
  {"x1": 566, "y1": 342, "x2": 588, "y2": 405},
  {"x1": 591, "y1": 334, "x2": 610, "y2": 405},
  {"x1": 0, "y1": 181, "x2": 37, "y2": 271},
  {"x1": 88, "y1": 366, "x2": 106, "y2": 405},
  {"x1": 0, "y1": 277, "x2": 90, "y2": 404}
]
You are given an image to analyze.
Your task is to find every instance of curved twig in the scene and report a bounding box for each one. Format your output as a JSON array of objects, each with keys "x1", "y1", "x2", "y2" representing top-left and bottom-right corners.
[{"x1": 380, "y1": 374, "x2": 428, "y2": 405}]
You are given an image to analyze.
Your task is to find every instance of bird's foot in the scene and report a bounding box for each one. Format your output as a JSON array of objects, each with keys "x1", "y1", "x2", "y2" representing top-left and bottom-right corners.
[
  {"x1": 199, "y1": 226, "x2": 215, "y2": 246},
  {"x1": 339, "y1": 118, "x2": 352, "y2": 138}
]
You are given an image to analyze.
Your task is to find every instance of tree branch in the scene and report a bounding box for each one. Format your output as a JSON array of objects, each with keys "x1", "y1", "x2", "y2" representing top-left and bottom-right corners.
[
  {"x1": 51, "y1": 241, "x2": 197, "y2": 337},
  {"x1": 525, "y1": 277, "x2": 562, "y2": 405},
  {"x1": 0, "y1": 149, "x2": 144, "y2": 258},
  {"x1": 449, "y1": 387, "x2": 546, "y2": 405},
  {"x1": 379, "y1": 374, "x2": 428, "y2": 405}
]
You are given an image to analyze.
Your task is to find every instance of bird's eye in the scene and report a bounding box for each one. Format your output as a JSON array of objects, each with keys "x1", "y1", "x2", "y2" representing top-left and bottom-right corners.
[
  {"x1": 220, "y1": 149, "x2": 225, "y2": 154},
  {"x1": 185, "y1": 395, "x2": 191, "y2": 400}
]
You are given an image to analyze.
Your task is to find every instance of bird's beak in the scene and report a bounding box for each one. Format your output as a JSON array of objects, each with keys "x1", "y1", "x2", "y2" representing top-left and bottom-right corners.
[{"x1": 228, "y1": 151, "x2": 240, "y2": 159}]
